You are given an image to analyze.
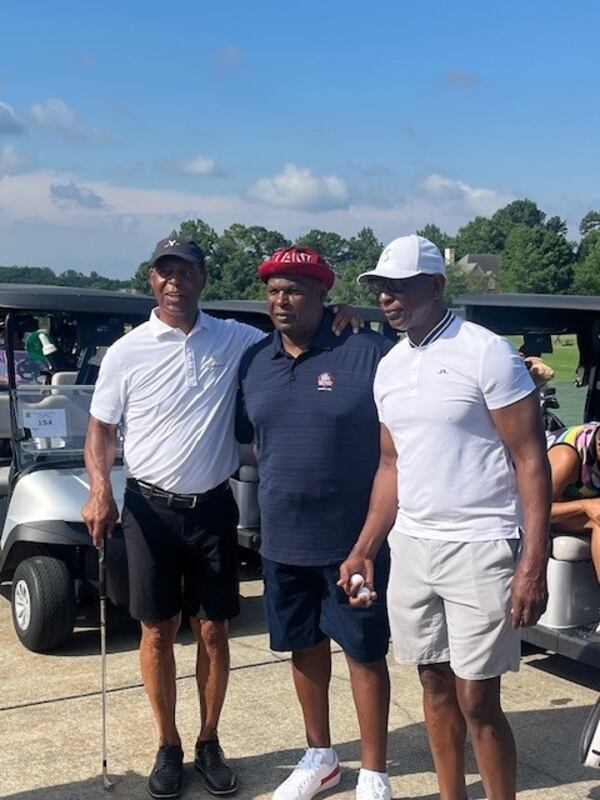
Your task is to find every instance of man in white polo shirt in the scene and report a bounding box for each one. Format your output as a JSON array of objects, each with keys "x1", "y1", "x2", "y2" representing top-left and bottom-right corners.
[
  {"x1": 82, "y1": 235, "x2": 265, "y2": 799},
  {"x1": 339, "y1": 235, "x2": 551, "y2": 800}
]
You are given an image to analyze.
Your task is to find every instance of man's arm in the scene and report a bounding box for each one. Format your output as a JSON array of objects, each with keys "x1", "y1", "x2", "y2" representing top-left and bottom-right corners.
[
  {"x1": 81, "y1": 416, "x2": 119, "y2": 549},
  {"x1": 490, "y1": 392, "x2": 552, "y2": 628},
  {"x1": 337, "y1": 423, "x2": 398, "y2": 604},
  {"x1": 546, "y1": 445, "x2": 600, "y2": 524}
]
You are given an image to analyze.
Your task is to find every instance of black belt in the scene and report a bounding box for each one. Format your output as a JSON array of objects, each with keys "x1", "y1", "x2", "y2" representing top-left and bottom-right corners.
[{"x1": 126, "y1": 478, "x2": 229, "y2": 509}]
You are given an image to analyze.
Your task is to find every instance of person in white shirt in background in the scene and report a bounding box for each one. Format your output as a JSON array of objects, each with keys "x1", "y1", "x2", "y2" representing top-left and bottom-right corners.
[
  {"x1": 82, "y1": 234, "x2": 361, "y2": 800},
  {"x1": 339, "y1": 235, "x2": 551, "y2": 800}
]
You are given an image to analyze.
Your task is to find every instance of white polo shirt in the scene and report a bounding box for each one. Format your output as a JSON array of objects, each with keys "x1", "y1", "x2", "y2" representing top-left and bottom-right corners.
[
  {"x1": 90, "y1": 309, "x2": 265, "y2": 494},
  {"x1": 374, "y1": 310, "x2": 535, "y2": 541}
]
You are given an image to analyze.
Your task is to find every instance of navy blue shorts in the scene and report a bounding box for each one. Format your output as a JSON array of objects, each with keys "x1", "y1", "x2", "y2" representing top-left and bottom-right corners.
[{"x1": 262, "y1": 546, "x2": 390, "y2": 664}]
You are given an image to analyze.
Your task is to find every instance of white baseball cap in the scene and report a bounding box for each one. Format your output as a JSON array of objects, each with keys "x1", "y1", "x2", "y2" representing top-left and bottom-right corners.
[{"x1": 357, "y1": 234, "x2": 445, "y2": 283}]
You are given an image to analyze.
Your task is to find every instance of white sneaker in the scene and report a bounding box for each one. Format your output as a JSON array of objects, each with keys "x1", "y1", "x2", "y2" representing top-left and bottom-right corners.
[
  {"x1": 272, "y1": 748, "x2": 341, "y2": 800},
  {"x1": 356, "y1": 770, "x2": 392, "y2": 800}
]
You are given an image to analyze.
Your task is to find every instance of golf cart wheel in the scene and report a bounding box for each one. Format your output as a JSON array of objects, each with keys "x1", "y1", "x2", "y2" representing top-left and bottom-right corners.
[{"x1": 11, "y1": 556, "x2": 76, "y2": 653}]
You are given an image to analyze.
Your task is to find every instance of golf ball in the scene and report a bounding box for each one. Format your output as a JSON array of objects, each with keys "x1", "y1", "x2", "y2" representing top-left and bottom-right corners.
[{"x1": 350, "y1": 573, "x2": 365, "y2": 590}]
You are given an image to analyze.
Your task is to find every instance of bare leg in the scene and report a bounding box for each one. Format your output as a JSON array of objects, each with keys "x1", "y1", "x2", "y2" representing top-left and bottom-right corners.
[
  {"x1": 189, "y1": 617, "x2": 230, "y2": 741},
  {"x1": 456, "y1": 676, "x2": 516, "y2": 800},
  {"x1": 292, "y1": 639, "x2": 332, "y2": 747},
  {"x1": 345, "y1": 654, "x2": 389, "y2": 771},
  {"x1": 418, "y1": 663, "x2": 468, "y2": 800},
  {"x1": 140, "y1": 614, "x2": 182, "y2": 746}
]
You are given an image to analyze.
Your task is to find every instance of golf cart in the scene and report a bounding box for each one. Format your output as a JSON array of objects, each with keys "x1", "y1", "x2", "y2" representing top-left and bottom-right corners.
[
  {"x1": 461, "y1": 293, "x2": 600, "y2": 668},
  {"x1": 0, "y1": 285, "x2": 156, "y2": 652},
  {"x1": 0, "y1": 290, "x2": 393, "y2": 653}
]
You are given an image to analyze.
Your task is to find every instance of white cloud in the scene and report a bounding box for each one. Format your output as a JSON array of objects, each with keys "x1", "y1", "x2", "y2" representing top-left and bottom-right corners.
[
  {"x1": 29, "y1": 98, "x2": 112, "y2": 142},
  {"x1": 50, "y1": 181, "x2": 106, "y2": 210},
  {"x1": 0, "y1": 101, "x2": 24, "y2": 134},
  {"x1": 182, "y1": 155, "x2": 218, "y2": 176},
  {"x1": 0, "y1": 145, "x2": 32, "y2": 177},
  {"x1": 248, "y1": 164, "x2": 349, "y2": 211},
  {"x1": 0, "y1": 167, "x2": 530, "y2": 276},
  {"x1": 420, "y1": 173, "x2": 514, "y2": 216}
]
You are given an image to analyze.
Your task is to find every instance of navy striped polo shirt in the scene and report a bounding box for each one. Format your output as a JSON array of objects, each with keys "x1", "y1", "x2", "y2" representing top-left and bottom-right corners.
[{"x1": 236, "y1": 309, "x2": 394, "y2": 566}]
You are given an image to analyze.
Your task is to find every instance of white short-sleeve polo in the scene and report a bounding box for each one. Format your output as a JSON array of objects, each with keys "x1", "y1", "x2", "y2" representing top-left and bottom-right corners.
[
  {"x1": 90, "y1": 309, "x2": 265, "y2": 494},
  {"x1": 374, "y1": 311, "x2": 535, "y2": 541}
]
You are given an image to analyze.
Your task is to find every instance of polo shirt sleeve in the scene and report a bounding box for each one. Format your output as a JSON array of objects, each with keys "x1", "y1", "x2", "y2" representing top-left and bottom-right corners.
[
  {"x1": 89, "y1": 345, "x2": 126, "y2": 425},
  {"x1": 226, "y1": 319, "x2": 267, "y2": 352},
  {"x1": 479, "y1": 335, "x2": 536, "y2": 411},
  {"x1": 235, "y1": 349, "x2": 255, "y2": 444}
]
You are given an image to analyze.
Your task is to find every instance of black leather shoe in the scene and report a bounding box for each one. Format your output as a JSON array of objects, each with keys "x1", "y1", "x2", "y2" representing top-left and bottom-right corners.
[
  {"x1": 148, "y1": 745, "x2": 184, "y2": 799},
  {"x1": 194, "y1": 738, "x2": 238, "y2": 795}
]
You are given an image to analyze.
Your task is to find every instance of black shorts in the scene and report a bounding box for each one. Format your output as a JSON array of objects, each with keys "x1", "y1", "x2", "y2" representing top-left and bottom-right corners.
[
  {"x1": 262, "y1": 545, "x2": 390, "y2": 664},
  {"x1": 121, "y1": 484, "x2": 240, "y2": 622}
]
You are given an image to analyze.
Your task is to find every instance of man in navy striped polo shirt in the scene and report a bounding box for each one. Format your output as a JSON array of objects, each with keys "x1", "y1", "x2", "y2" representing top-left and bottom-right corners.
[{"x1": 236, "y1": 247, "x2": 393, "y2": 800}]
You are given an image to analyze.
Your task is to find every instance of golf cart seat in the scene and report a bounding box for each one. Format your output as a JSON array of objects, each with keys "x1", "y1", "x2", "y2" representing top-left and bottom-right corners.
[
  {"x1": 539, "y1": 529, "x2": 600, "y2": 629},
  {"x1": 551, "y1": 531, "x2": 592, "y2": 561},
  {"x1": 229, "y1": 442, "x2": 259, "y2": 535},
  {"x1": 51, "y1": 371, "x2": 77, "y2": 385}
]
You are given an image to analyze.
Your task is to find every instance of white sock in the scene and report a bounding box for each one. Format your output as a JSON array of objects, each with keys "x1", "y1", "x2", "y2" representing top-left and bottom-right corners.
[
  {"x1": 358, "y1": 768, "x2": 390, "y2": 783},
  {"x1": 310, "y1": 747, "x2": 336, "y2": 765}
]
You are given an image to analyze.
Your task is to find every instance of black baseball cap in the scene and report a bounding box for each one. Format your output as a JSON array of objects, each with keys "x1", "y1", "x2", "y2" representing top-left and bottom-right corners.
[{"x1": 149, "y1": 235, "x2": 205, "y2": 268}]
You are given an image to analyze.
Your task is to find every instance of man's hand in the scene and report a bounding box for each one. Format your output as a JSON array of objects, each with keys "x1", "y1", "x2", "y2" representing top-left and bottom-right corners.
[
  {"x1": 82, "y1": 490, "x2": 119, "y2": 549},
  {"x1": 330, "y1": 304, "x2": 364, "y2": 336},
  {"x1": 510, "y1": 559, "x2": 548, "y2": 628},
  {"x1": 337, "y1": 553, "x2": 377, "y2": 607}
]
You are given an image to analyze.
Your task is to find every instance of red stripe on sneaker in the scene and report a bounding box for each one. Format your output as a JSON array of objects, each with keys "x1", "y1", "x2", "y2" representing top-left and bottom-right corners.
[{"x1": 320, "y1": 765, "x2": 340, "y2": 786}]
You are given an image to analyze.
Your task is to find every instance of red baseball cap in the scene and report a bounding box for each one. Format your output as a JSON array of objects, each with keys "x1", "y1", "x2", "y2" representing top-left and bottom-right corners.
[{"x1": 257, "y1": 247, "x2": 335, "y2": 290}]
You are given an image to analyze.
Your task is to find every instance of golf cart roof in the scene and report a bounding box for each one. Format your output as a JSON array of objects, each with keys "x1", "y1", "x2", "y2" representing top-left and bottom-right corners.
[
  {"x1": 0, "y1": 284, "x2": 155, "y2": 316},
  {"x1": 459, "y1": 293, "x2": 600, "y2": 334},
  {"x1": 200, "y1": 299, "x2": 387, "y2": 323}
]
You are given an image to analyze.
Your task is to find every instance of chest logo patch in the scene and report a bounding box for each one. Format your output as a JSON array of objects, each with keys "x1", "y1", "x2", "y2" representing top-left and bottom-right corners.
[{"x1": 317, "y1": 372, "x2": 335, "y2": 391}]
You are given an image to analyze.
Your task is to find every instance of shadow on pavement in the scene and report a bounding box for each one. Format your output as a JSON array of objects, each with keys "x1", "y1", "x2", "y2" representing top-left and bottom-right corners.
[
  {"x1": 3, "y1": 705, "x2": 599, "y2": 800},
  {"x1": 23, "y1": 568, "x2": 268, "y2": 659}
]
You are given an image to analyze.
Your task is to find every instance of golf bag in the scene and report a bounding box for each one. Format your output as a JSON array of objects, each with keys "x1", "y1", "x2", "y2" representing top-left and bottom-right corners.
[{"x1": 580, "y1": 696, "x2": 600, "y2": 768}]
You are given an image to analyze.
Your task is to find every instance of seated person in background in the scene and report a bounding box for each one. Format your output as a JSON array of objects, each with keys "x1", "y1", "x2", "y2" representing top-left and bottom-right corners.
[{"x1": 546, "y1": 422, "x2": 600, "y2": 581}]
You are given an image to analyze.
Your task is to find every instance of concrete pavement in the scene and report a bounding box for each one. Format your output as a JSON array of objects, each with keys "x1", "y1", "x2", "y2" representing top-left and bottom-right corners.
[{"x1": 2, "y1": 564, "x2": 600, "y2": 799}]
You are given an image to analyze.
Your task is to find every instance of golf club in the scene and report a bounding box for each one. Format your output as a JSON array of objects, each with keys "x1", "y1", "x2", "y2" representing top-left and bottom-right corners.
[{"x1": 99, "y1": 539, "x2": 113, "y2": 791}]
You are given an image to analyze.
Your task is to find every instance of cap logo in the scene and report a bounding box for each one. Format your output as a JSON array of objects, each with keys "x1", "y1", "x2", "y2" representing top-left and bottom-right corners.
[
  {"x1": 277, "y1": 250, "x2": 313, "y2": 264},
  {"x1": 382, "y1": 247, "x2": 392, "y2": 262},
  {"x1": 317, "y1": 372, "x2": 335, "y2": 392},
  {"x1": 165, "y1": 239, "x2": 180, "y2": 248}
]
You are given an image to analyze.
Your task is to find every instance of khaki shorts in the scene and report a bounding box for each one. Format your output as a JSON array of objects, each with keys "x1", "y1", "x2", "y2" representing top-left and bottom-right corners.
[{"x1": 387, "y1": 531, "x2": 521, "y2": 680}]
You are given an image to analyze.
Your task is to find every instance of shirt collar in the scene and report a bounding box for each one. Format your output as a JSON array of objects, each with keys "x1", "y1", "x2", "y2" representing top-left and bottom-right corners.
[
  {"x1": 271, "y1": 308, "x2": 334, "y2": 359},
  {"x1": 148, "y1": 307, "x2": 208, "y2": 339},
  {"x1": 408, "y1": 309, "x2": 455, "y2": 349}
]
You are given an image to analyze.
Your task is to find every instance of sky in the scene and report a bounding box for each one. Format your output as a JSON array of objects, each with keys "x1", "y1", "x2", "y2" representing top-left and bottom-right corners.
[{"x1": 0, "y1": 0, "x2": 599, "y2": 278}]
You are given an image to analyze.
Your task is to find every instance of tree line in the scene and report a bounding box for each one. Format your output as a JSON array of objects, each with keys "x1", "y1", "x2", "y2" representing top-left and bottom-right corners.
[{"x1": 3, "y1": 199, "x2": 600, "y2": 304}]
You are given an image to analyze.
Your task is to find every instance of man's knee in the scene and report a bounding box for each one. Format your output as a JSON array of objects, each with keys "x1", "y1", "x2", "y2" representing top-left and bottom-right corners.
[
  {"x1": 193, "y1": 618, "x2": 229, "y2": 651},
  {"x1": 141, "y1": 615, "x2": 180, "y2": 653},
  {"x1": 456, "y1": 677, "x2": 502, "y2": 726},
  {"x1": 419, "y1": 664, "x2": 456, "y2": 710}
]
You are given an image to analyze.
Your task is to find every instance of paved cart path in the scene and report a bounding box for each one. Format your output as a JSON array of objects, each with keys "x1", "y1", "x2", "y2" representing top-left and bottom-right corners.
[{"x1": 2, "y1": 567, "x2": 600, "y2": 799}]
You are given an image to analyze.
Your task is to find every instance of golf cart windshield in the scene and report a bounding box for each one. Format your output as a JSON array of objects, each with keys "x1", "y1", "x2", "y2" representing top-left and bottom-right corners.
[{"x1": 13, "y1": 384, "x2": 121, "y2": 468}]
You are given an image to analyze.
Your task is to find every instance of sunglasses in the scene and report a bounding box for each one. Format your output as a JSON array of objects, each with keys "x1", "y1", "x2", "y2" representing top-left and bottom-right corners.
[
  {"x1": 366, "y1": 277, "x2": 410, "y2": 296},
  {"x1": 366, "y1": 274, "x2": 435, "y2": 296}
]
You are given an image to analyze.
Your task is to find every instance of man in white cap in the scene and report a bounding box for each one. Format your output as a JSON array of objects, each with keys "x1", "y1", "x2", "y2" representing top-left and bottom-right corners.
[{"x1": 338, "y1": 235, "x2": 551, "y2": 800}]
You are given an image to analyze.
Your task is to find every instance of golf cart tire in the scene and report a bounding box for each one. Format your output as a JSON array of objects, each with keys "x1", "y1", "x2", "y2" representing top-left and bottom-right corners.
[{"x1": 11, "y1": 556, "x2": 76, "y2": 653}]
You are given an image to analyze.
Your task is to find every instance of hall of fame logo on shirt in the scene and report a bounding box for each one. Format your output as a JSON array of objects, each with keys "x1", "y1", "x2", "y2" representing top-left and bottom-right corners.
[{"x1": 317, "y1": 372, "x2": 335, "y2": 391}]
